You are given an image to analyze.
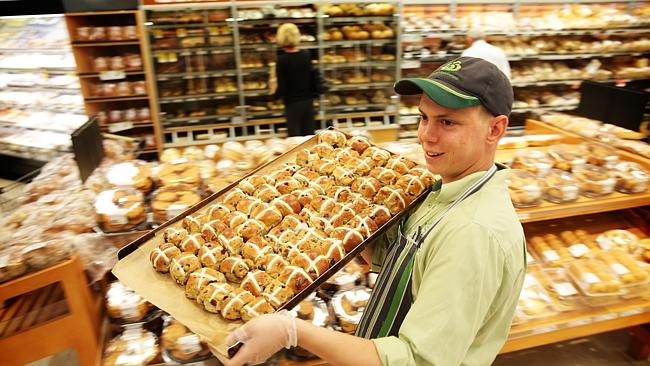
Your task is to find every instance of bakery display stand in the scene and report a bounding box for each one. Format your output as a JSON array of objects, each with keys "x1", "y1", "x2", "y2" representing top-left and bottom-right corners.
[
  {"x1": 64, "y1": 10, "x2": 161, "y2": 155},
  {"x1": 0, "y1": 256, "x2": 103, "y2": 366}
]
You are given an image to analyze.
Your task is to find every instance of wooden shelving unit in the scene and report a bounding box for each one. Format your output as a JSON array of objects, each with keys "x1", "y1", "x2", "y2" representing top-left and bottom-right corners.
[{"x1": 64, "y1": 10, "x2": 161, "y2": 155}]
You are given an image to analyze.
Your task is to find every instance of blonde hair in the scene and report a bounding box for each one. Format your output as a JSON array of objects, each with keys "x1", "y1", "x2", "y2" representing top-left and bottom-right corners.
[{"x1": 277, "y1": 23, "x2": 301, "y2": 48}]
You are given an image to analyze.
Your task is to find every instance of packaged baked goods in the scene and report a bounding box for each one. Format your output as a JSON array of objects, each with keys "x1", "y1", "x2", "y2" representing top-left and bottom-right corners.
[
  {"x1": 21, "y1": 238, "x2": 72, "y2": 271},
  {"x1": 581, "y1": 142, "x2": 619, "y2": 167},
  {"x1": 151, "y1": 184, "x2": 201, "y2": 225},
  {"x1": 559, "y1": 230, "x2": 600, "y2": 258},
  {"x1": 103, "y1": 324, "x2": 160, "y2": 366},
  {"x1": 106, "y1": 282, "x2": 154, "y2": 323},
  {"x1": 567, "y1": 258, "x2": 623, "y2": 306},
  {"x1": 160, "y1": 317, "x2": 211, "y2": 362},
  {"x1": 535, "y1": 268, "x2": 582, "y2": 312},
  {"x1": 612, "y1": 161, "x2": 649, "y2": 194},
  {"x1": 639, "y1": 238, "x2": 650, "y2": 263},
  {"x1": 541, "y1": 169, "x2": 579, "y2": 204},
  {"x1": 158, "y1": 161, "x2": 201, "y2": 188},
  {"x1": 596, "y1": 229, "x2": 639, "y2": 253},
  {"x1": 510, "y1": 149, "x2": 553, "y2": 176},
  {"x1": 0, "y1": 248, "x2": 27, "y2": 283},
  {"x1": 105, "y1": 161, "x2": 153, "y2": 194},
  {"x1": 572, "y1": 164, "x2": 615, "y2": 198},
  {"x1": 287, "y1": 295, "x2": 332, "y2": 360},
  {"x1": 546, "y1": 144, "x2": 586, "y2": 172},
  {"x1": 527, "y1": 235, "x2": 572, "y2": 267},
  {"x1": 94, "y1": 189, "x2": 146, "y2": 233},
  {"x1": 321, "y1": 258, "x2": 365, "y2": 293},
  {"x1": 331, "y1": 286, "x2": 371, "y2": 334},
  {"x1": 595, "y1": 249, "x2": 649, "y2": 298},
  {"x1": 517, "y1": 273, "x2": 556, "y2": 318},
  {"x1": 505, "y1": 170, "x2": 542, "y2": 208}
]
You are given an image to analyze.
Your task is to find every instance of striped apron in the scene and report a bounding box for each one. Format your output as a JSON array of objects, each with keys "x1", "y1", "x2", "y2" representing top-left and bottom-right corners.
[{"x1": 356, "y1": 164, "x2": 498, "y2": 338}]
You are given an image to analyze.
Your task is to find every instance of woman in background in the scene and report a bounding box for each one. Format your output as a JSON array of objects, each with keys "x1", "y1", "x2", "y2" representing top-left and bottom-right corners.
[{"x1": 273, "y1": 23, "x2": 316, "y2": 137}]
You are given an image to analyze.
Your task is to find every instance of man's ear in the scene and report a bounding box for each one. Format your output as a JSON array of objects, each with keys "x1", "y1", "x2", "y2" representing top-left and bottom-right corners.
[{"x1": 486, "y1": 115, "x2": 508, "y2": 144}]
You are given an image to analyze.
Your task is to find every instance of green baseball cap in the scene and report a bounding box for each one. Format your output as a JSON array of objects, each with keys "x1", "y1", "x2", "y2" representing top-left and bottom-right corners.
[{"x1": 395, "y1": 57, "x2": 514, "y2": 117}]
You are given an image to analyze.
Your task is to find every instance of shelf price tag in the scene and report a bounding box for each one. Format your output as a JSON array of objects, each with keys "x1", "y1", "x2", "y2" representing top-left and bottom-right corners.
[
  {"x1": 231, "y1": 116, "x2": 244, "y2": 124},
  {"x1": 108, "y1": 122, "x2": 134, "y2": 132},
  {"x1": 567, "y1": 318, "x2": 592, "y2": 327},
  {"x1": 593, "y1": 313, "x2": 618, "y2": 322},
  {"x1": 401, "y1": 60, "x2": 421, "y2": 69},
  {"x1": 99, "y1": 70, "x2": 126, "y2": 81},
  {"x1": 619, "y1": 308, "x2": 643, "y2": 317},
  {"x1": 531, "y1": 324, "x2": 558, "y2": 335}
]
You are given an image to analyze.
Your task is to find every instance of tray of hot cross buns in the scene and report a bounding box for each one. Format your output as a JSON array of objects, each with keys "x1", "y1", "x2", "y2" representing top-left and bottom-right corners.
[{"x1": 112, "y1": 128, "x2": 439, "y2": 349}]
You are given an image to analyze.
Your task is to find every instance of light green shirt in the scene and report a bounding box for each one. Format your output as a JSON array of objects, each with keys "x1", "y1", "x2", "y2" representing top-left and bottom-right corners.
[{"x1": 371, "y1": 165, "x2": 526, "y2": 366}]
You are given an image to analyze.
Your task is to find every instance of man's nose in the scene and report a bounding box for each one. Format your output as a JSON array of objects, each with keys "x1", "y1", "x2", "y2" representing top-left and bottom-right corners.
[{"x1": 420, "y1": 122, "x2": 439, "y2": 143}]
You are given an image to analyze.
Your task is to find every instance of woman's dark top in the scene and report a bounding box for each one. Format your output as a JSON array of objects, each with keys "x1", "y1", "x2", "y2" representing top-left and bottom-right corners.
[{"x1": 275, "y1": 49, "x2": 313, "y2": 104}]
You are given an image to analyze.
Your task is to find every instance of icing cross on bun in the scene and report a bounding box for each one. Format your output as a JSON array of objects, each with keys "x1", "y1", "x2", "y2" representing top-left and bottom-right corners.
[{"x1": 150, "y1": 243, "x2": 181, "y2": 272}]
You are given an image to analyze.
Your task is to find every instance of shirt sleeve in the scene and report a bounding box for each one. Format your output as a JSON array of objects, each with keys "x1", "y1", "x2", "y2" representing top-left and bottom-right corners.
[{"x1": 372, "y1": 221, "x2": 506, "y2": 366}]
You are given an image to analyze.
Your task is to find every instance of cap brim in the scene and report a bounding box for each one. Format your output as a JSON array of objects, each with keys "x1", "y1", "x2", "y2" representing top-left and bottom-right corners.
[{"x1": 394, "y1": 78, "x2": 481, "y2": 110}]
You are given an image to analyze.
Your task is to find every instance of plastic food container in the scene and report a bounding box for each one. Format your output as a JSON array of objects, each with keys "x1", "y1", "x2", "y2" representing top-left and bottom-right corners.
[
  {"x1": 151, "y1": 184, "x2": 201, "y2": 225},
  {"x1": 567, "y1": 258, "x2": 624, "y2": 307},
  {"x1": 331, "y1": 286, "x2": 371, "y2": 334},
  {"x1": 160, "y1": 316, "x2": 211, "y2": 363},
  {"x1": 596, "y1": 229, "x2": 639, "y2": 253},
  {"x1": 581, "y1": 142, "x2": 619, "y2": 168},
  {"x1": 612, "y1": 161, "x2": 649, "y2": 194},
  {"x1": 94, "y1": 188, "x2": 146, "y2": 233},
  {"x1": 572, "y1": 164, "x2": 615, "y2": 198},
  {"x1": 541, "y1": 169, "x2": 580, "y2": 204},
  {"x1": 536, "y1": 268, "x2": 583, "y2": 312},
  {"x1": 103, "y1": 324, "x2": 160, "y2": 366},
  {"x1": 595, "y1": 250, "x2": 650, "y2": 299},
  {"x1": 106, "y1": 282, "x2": 153, "y2": 323},
  {"x1": 505, "y1": 170, "x2": 542, "y2": 208},
  {"x1": 547, "y1": 144, "x2": 586, "y2": 172},
  {"x1": 517, "y1": 273, "x2": 557, "y2": 318},
  {"x1": 511, "y1": 149, "x2": 554, "y2": 176},
  {"x1": 105, "y1": 161, "x2": 153, "y2": 194},
  {"x1": 558, "y1": 230, "x2": 598, "y2": 259},
  {"x1": 158, "y1": 161, "x2": 201, "y2": 188},
  {"x1": 528, "y1": 235, "x2": 573, "y2": 268}
]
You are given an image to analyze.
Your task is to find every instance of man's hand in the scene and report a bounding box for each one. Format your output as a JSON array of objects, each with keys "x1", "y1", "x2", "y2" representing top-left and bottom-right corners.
[{"x1": 216, "y1": 310, "x2": 297, "y2": 366}]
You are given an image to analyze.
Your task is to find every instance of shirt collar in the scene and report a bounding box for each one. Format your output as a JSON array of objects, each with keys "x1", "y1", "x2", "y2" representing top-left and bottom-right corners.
[{"x1": 437, "y1": 162, "x2": 508, "y2": 203}]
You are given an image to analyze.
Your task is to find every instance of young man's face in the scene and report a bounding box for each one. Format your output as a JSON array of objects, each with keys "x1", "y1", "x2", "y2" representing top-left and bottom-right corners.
[{"x1": 417, "y1": 94, "x2": 498, "y2": 183}]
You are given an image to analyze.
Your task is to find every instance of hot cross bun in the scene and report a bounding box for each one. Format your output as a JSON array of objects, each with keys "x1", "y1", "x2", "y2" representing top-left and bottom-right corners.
[
  {"x1": 240, "y1": 270, "x2": 272, "y2": 296},
  {"x1": 169, "y1": 252, "x2": 202, "y2": 285},
  {"x1": 219, "y1": 256, "x2": 253, "y2": 283},
  {"x1": 241, "y1": 297, "x2": 275, "y2": 321},
  {"x1": 185, "y1": 268, "x2": 226, "y2": 300},
  {"x1": 150, "y1": 243, "x2": 181, "y2": 272},
  {"x1": 198, "y1": 242, "x2": 228, "y2": 269}
]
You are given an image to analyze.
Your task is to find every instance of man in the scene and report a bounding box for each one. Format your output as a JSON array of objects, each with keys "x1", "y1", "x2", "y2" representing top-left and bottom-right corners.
[
  {"x1": 461, "y1": 28, "x2": 511, "y2": 80},
  {"x1": 216, "y1": 57, "x2": 526, "y2": 366}
]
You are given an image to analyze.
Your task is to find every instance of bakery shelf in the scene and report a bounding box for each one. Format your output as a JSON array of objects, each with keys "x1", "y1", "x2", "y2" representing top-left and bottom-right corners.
[
  {"x1": 323, "y1": 15, "x2": 397, "y2": 23},
  {"x1": 324, "y1": 103, "x2": 390, "y2": 112},
  {"x1": 511, "y1": 104, "x2": 579, "y2": 114},
  {"x1": 0, "y1": 67, "x2": 77, "y2": 73},
  {"x1": 403, "y1": 27, "x2": 650, "y2": 38},
  {"x1": 159, "y1": 92, "x2": 238, "y2": 104},
  {"x1": 71, "y1": 40, "x2": 141, "y2": 47},
  {"x1": 328, "y1": 82, "x2": 393, "y2": 91},
  {"x1": 151, "y1": 46, "x2": 234, "y2": 55},
  {"x1": 84, "y1": 95, "x2": 148, "y2": 102},
  {"x1": 412, "y1": 51, "x2": 650, "y2": 63},
  {"x1": 510, "y1": 78, "x2": 650, "y2": 87},
  {"x1": 100, "y1": 121, "x2": 154, "y2": 133},
  {"x1": 77, "y1": 70, "x2": 145, "y2": 78},
  {"x1": 242, "y1": 90, "x2": 273, "y2": 97},
  {"x1": 147, "y1": 21, "x2": 230, "y2": 30},
  {"x1": 322, "y1": 39, "x2": 396, "y2": 47},
  {"x1": 162, "y1": 114, "x2": 235, "y2": 126},
  {"x1": 322, "y1": 61, "x2": 397, "y2": 70},
  {"x1": 237, "y1": 17, "x2": 317, "y2": 26},
  {"x1": 156, "y1": 69, "x2": 238, "y2": 80}
]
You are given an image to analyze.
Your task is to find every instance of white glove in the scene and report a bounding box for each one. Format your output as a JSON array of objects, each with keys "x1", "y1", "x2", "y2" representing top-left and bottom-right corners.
[{"x1": 216, "y1": 310, "x2": 297, "y2": 366}]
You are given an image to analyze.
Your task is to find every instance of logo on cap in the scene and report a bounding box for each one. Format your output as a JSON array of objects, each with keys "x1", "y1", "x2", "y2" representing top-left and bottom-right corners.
[{"x1": 440, "y1": 60, "x2": 461, "y2": 73}]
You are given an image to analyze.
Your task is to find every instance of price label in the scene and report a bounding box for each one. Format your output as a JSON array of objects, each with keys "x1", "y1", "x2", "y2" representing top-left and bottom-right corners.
[
  {"x1": 553, "y1": 282, "x2": 578, "y2": 297},
  {"x1": 401, "y1": 60, "x2": 422, "y2": 69},
  {"x1": 171, "y1": 157, "x2": 189, "y2": 164},
  {"x1": 610, "y1": 263, "x2": 630, "y2": 276},
  {"x1": 108, "y1": 122, "x2": 134, "y2": 133},
  {"x1": 542, "y1": 250, "x2": 560, "y2": 263},
  {"x1": 593, "y1": 313, "x2": 618, "y2": 322},
  {"x1": 582, "y1": 272, "x2": 600, "y2": 285},
  {"x1": 99, "y1": 70, "x2": 126, "y2": 81},
  {"x1": 597, "y1": 237, "x2": 613, "y2": 250},
  {"x1": 231, "y1": 116, "x2": 244, "y2": 124},
  {"x1": 619, "y1": 308, "x2": 643, "y2": 317},
  {"x1": 568, "y1": 243, "x2": 590, "y2": 258},
  {"x1": 567, "y1": 318, "x2": 592, "y2": 327},
  {"x1": 517, "y1": 213, "x2": 530, "y2": 220},
  {"x1": 531, "y1": 324, "x2": 558, "y2": 335},
  {"x1": 108, "y1": 214, "x2": 128, "y2": 226}
]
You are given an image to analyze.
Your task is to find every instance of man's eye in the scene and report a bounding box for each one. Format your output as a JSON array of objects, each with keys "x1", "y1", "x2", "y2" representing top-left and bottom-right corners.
[
  {"x1": 441, "y1": 119, "x2": 454, "y2": 126},
  {"x1": 419, "y1": 114, "x2": 428, "y2": 121}
]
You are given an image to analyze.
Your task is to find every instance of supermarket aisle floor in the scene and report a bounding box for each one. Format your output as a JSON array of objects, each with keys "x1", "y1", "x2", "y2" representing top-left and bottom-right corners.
[
  {"x1": 495, "y1": 329, "x2": 650, "y2": 366},
  {"x1": 26, "y1": 328, "x2": 650, "y2": 365}
]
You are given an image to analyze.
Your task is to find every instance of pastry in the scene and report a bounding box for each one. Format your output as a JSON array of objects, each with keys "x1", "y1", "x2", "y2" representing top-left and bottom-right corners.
[
  {"x1": 150, "y1": 243, "x2": 182, "y2": 273},
  {"x1": 198, "y1": 242, "x2": 228, "y2": 269},
  {"x1": 219, "y1": 256, "x2": 253, "y2": 282},
  {"x1": 240, "y1": 270, "x2": 272, "y2": 296},
  {"x1": 185, "y1": 268, "x2": 226, "y2": 299},
  {"x1": 198, "y1": 282, "x2": 233, "y2": 313},
  {"x1": 169, "y1": 252, "x2": 202, "y2": 285},
  {"x1": 221, "y1": 288, "x2": 255, "y2": 320}
]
